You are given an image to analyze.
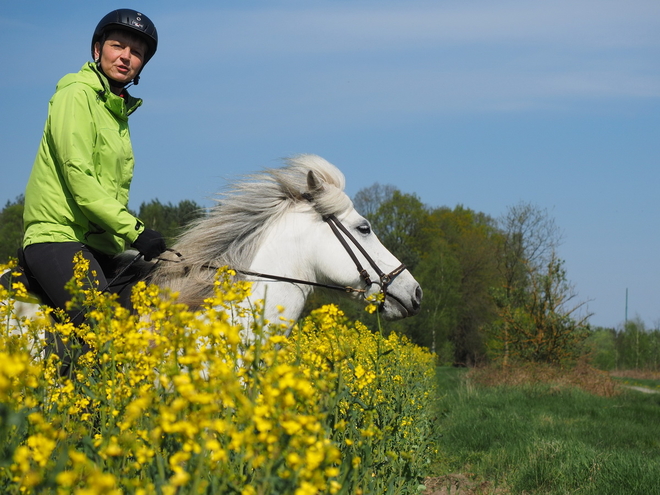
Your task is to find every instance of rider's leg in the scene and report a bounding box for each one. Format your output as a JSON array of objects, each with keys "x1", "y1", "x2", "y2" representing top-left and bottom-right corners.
[{"x1": 23, "y1": 242, "x2": 110, "y2": 376}]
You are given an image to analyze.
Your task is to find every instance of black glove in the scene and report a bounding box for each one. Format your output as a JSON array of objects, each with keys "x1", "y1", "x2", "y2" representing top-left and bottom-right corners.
[{"x1": 132, "y1": 229, "x2": 167, "y2": 261}]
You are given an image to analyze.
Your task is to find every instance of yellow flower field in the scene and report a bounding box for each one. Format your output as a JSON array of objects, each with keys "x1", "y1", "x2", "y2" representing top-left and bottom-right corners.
[{"x1": 0, "y1": 257, "x2": 437, "y2": 494}]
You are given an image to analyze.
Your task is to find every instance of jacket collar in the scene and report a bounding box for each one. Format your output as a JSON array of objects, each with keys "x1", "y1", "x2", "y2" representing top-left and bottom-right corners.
[{"x1": 58, "y1": 63, "x2": 143, "y2": 119}]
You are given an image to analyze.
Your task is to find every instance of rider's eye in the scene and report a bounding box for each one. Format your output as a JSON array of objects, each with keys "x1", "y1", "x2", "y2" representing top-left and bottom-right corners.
[{"x1": 356, "y1": 223, "x2": 371, "y2": 235}]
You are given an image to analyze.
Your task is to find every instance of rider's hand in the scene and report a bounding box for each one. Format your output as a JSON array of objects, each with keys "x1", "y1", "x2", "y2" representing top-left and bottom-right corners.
[{"x1": 132, "y1": 229, "x2": 167, "y2": 261}]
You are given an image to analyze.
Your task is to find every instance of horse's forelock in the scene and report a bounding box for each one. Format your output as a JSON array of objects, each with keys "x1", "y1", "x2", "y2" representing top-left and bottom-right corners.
[
  {"x1": 312, "y1": 184, "x2": 353, "y2": 217},
  {"x1": 283, "y1": 153, "x2": 346, "y2": 191},
  {"x1": 282, "y1": 154, "x2": 353, "y2": 217}
]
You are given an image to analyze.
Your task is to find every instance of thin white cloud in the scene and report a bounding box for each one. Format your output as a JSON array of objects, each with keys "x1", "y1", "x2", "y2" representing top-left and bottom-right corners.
[
  {"x1": 147, "y1": 58, "x2": 659, "y2": 129},
  {"x1": 140, "y1": 0, "x2": 660, "y2": 121},
  {"x1": 161, "y1": 0, "x2": 660, "y2": 58}
]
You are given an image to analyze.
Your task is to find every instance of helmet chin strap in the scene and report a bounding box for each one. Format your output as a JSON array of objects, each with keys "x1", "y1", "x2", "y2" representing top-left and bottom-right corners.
[{"x1": 108, "y1": 77, "x2": 129, "y2": 91}]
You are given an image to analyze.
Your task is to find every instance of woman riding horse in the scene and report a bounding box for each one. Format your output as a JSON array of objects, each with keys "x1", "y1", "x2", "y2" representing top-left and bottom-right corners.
[{"x1": 19, "y1": 9, "x2": 167, "y2": 375}]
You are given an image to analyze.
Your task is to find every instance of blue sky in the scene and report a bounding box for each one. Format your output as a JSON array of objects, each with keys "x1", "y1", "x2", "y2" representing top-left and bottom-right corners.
[{"x1": 1, "y1": 1, "x2": 658, "y2": 329}]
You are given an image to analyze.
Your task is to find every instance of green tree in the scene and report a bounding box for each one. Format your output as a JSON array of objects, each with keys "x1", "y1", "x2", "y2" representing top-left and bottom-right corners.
[
  {"x1": 0, "y1": 196, "x2": 24, "y2": 263},
  {"x1": 309, "y1": 190, "x2": 590, "y2": 368},
  {"x1": 335, "y1": 187, "x2": 503, "y2": 361},
  {"x1": 648, "y1": 326, "x2": 660, "y2": 371},
  {"x1": 497, "y1": 201, "x2": 562, "y2": 307},
  {"x1": 137, "y1": 199, "x2": 205, "y2": 245},
  {"x1": 405, "y1": 235, "x2": 461, "y2": 360},
  {"x1": 586, "y1": 327, "x2": 617, "y2": 370},
  {"x1": 357, "y1": 194, "x2": 501, "y2": 362},
  {"x1": 368, "y1": 190, "x2": 429, "y2": 272},
  {"x1": 429, "y1": 205, "x2": 501, "y2": 365},
  {"x1": 487, "y1": 202, "x2": 591, "y2": 366},
  {"x1": 353, "y1": 183, "x2": 397, "y2": 219},
  {"x1": 489, "y1": 251, "x2": 591, "y2": 365},
  {"x1": 0, "y1": 196, "x2": 206, "y2": 264},
  {"x1": 614, "y1": 317, "x2": 660, "y2": 370}
]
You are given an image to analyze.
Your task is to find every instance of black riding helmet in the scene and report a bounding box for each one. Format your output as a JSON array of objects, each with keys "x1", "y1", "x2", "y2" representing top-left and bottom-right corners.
[{"x1": 91, "y1": 9, "x2": 158, "y2": 85}]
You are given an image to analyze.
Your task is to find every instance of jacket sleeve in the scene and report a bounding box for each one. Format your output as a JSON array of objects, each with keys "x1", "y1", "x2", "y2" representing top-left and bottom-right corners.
[{"x1": 48, "y1": 85, "x2": 144, "y2": 244}]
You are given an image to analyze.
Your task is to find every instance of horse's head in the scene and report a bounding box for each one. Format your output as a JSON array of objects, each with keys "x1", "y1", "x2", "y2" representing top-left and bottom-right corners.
[
  {"x1": 154, "y1": 154, "x2": 422, "y2": 325},
  {"x1": 296, "y1": 161, "x2": 423, "y2": 320}
]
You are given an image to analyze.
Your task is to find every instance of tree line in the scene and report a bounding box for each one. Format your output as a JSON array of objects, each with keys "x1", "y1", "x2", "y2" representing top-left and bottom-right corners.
[
  {"x1": 336, "y1": 185, "x2": 591, "y2": 367},
  {"x1": 1, "y1": 189, "x2": 655, "y2": 370},
  {"x1": 588, "y1": 318, "x2": 660, "y2": 371},
  {"x1": 0, "y1": 196, "x2": 204, "y2": 263}
]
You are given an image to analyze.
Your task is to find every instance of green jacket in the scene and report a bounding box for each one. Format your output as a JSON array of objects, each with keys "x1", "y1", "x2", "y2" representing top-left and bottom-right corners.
[{"x1": 23, "y1": 62, "x2": 146, "y2": 255}]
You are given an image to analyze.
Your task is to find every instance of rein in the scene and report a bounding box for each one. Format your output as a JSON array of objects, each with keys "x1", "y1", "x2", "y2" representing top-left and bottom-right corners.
[
  {"x1": 194, "y1": 213, "x2": 407, "y2": 299},
  {"x1": 228, "y1": 269, "x2": 366, "y2": 294}
]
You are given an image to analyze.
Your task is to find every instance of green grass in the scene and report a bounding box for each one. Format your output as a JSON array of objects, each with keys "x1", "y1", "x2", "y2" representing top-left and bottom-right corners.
[{"x1": 432, "y1": 367, "x2": 660, "y2": 494}]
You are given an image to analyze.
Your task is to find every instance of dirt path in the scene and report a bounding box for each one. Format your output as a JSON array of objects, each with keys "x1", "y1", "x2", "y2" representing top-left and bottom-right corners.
[
  {"x1": 423, "y1": 475, "x2": 507, "y2": 495},
  {"x1": 623, "y1": 385, "x2": 659, "y2": 394}
]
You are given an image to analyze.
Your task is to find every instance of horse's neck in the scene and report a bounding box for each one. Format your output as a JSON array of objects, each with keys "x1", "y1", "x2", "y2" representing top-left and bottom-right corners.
[
  {"x1": 243, "y1": 212, "x2": 317, "y2": 328},
  {"x1": 245, "y1": 281, "x2": 309, "y2": 331},
  {"x1": 234, "y1": 271, "x2": 312, "y2": 344}
]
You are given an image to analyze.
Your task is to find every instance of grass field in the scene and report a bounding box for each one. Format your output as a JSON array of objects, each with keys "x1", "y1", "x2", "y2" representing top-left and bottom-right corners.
[{"x1": 428, "y1": 366, "x2": 660, "y2": 495}]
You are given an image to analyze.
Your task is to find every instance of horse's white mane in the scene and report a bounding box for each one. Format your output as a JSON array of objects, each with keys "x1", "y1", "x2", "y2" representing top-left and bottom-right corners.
[{"x1": 149, "y1": 154, "x2": 354, "y2": 308}]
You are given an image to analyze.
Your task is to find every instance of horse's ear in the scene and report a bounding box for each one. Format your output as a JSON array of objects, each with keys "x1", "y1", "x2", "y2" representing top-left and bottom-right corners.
[{"x1": 306, "y1": 170, "x2": 325, "y2": 196}]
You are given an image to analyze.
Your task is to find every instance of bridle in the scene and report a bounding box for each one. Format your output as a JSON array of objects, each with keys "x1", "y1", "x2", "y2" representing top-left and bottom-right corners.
[
  {"x1": 319, "y1": 213, "x2": 407, "y2": 298},
  {"x1": 190, "y1": 211, "x2": 408, "y2": 300}
]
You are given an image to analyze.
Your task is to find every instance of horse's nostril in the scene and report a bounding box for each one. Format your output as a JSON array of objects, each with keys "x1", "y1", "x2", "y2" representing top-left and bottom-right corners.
[{"x1": 412, "y1": 285, "x2": 423, "y2": 311}]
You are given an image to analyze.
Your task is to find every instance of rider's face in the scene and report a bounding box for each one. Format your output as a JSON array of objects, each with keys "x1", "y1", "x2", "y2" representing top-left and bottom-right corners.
[{"x1": 94, "y1": 30, "x2": 147, "y2": 92}]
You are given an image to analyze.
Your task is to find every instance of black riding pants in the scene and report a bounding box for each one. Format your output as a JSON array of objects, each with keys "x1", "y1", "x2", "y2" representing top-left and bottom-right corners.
[{"x1": 23, "y1": 242, "x2": 127, "y2": 375}]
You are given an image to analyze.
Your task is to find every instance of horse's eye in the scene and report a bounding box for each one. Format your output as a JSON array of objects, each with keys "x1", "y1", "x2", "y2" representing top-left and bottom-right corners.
[{"x1": 356, "y1": 223, "x2": 371, "y2": 235}]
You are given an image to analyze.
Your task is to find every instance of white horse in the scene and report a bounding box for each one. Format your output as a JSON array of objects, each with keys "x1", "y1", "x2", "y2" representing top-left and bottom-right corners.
[
  {"x1": 149, "y1": 154, "x2": 422, "y2": 335},
  {"x1": 2, "y1": 154, "x2": 422, "y2": 342}
]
